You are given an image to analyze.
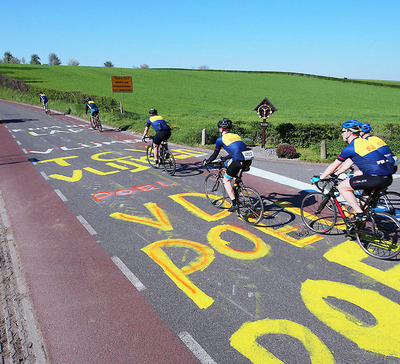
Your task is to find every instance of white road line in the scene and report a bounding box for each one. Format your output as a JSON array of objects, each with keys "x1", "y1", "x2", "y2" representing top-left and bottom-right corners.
[
  {"x1": 22, "y1": 148, "x2": 28, "y2": 154},
  {"x1": 76, "y1": 215, "x2": 97, "y2": 235},
  {"x1": 111, "y1": 256, "x2": 146, "y2": 292},
  {"x1": 54, "y1": 189, "x2": 68, "y2": 202},
  {"x1": 249, "y1": 166, "x2": 315, "y2": 192},
  {"x1": 16, "y1": 140, "x2": 21, "y2": 145},
  {"x1": 178, "y1": 331, "x2": 217, "y2": 364},
  {"x1": 40, "y1": 171, "x2": 49, "y2": 180}
]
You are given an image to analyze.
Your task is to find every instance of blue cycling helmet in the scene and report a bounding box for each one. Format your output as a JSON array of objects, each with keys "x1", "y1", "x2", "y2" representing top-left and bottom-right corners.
[
  {"x1": 342, "y1": 120, "x2": 362, "y2": 133},
  {"x1": 361, "y1": 123, "x2": 372, "y2": 133}
]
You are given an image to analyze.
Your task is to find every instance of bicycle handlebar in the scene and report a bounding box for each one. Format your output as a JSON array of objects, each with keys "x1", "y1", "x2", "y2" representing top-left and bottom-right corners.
[
  {"x1": 204, "y1": 159, "x2": 225, "y2": 173},
  {"x1": 142, "y1": 135, "x2": 154, "y2": 143}
]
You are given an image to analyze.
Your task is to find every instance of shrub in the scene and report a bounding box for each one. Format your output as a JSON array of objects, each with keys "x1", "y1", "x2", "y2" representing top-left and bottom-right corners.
[{"x1": 276, "y1": 144, "x2": 298, "y2": 159}]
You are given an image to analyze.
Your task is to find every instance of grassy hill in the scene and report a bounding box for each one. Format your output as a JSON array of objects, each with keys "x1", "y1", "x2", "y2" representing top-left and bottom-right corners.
[
  {"x1": 1, "y1": 64, "x2": 400, "y2": 160},
  {"x1": 1, "y1": 63, "x2": 400, "y2": 126}
]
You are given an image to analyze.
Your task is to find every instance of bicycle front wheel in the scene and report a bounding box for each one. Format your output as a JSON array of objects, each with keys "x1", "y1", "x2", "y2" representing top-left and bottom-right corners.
[
  {"x1": 163, "y1": 150, "x2": 176, "y2": 175},
  {"x1": 375, "y1": 191, "x2": 400, "y2": 219},
  {"x1": 204, "y1": 173, "x2": 226, "y2": 207},
  {"x1": 237, "y1": 186, "x2": 264, "y2": 225},
  {"x1": 356, "y1": 211, "x2": 400, "y2": 259},
  {"x1": 301, "y1": 192, "x2": 337, "y2": 233},
  {"x1": 146, "y1": 145, "x2": 157, "y2": 168}
]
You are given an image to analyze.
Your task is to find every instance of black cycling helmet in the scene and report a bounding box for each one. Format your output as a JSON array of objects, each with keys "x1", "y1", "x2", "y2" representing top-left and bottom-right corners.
[
  {"x1": 342, "y1": 119, "x2": 361, "y2": 133},
  {"x1": 149, "y1": 108, "x2": 158, "y2": 115},
  {"x1": 86, "y1": 97, "x2": 91, "y2": 102},
  {"x1": 361, "y1": 123, "x2": 372, "y2": 133},
  {"x1": 218, "y1": 118, "x2": 232, "y2": 129}
]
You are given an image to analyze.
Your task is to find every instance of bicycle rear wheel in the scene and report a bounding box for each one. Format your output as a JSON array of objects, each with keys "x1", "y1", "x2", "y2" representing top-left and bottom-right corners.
[
  {"x1": 375, "y1": 191, "x2": 400, "y2": 219},
  {"x1": 146, "y1": 145, "x2": 157, "y2": 168},
  {"x1": 356, "y1": 211, "x2": 400, "y2": 259},
  {"x1": 90, "y1": 117, "x2": 97, "y2": 130},
  {"x1": 237, "y1": 186, "x2": 264, "y2": 225},
  {"x1": 204, "y1": 173, "x2": 226, "y2": 207},
  {"x1": 301, "y1": 192, "x2": 337, "y2": 233},
  {"x1": 162, "y1": 150, "x2": 176, "y2": 175},
  {"x1": 96, "y1": 116, "x2": 103, "y2": 132}
]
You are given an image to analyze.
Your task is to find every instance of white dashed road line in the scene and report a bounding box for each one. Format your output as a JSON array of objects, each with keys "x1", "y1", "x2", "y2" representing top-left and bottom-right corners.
[
  {"x1": 111, "y1": 256, "x2": 146, "y2": 292},
  {"x1": 76, "y1": 215, "x2": 97, "y2": 235},
  {"x1": 178, "y1": 331, "x2": 217, "y2": 364}
]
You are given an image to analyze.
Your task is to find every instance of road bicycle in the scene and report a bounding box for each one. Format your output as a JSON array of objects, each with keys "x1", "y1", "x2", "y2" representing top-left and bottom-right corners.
[
  {"x1": 337, "y1": 167, "x2": 400, "y2": 218},
  {"x1": 42, "y1": 102, "x2": 50, "y2": 114},
  {"x1": 90, "y1": 113, "x2": 103, "y2": 132},
  {"x1": 144, "y1": 136, "x2": 176, "y2": 175},
  {"x1": 300, "y1": 176, "x2": 400, "y2": 259},
  {"x1": 204, "y1": 160, "x2": 264, "y2": 225}
]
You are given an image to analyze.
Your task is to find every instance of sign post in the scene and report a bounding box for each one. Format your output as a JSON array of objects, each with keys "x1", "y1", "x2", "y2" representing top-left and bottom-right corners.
[
  {"x1": 111, "y1": 73, "x2": 133, "y2": 114},
  {"x1": 253, "y1": 97, "x2": 277, "y2": 148}
]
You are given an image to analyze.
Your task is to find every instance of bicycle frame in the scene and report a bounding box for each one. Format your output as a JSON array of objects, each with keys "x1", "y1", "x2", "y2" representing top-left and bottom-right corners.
[{"x1": 316, "y1": 178, "x2": 382, "y2": 230}]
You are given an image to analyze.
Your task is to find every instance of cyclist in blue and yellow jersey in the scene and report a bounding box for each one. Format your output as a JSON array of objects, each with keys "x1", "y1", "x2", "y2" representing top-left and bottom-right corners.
[
  {"x1": 85, "y1": 97, "x2": 99, "y2": 124},
  {"x1": 312, "y1": 120, "x2": 393, "y2": 221},
  {"x1": 142, "y1": 108, "x2": 171, "y2": 166},
  {"x1": 334, "y1": 120, "x2": 398, "y2": 176},
  {"x1": 203, "y1": 118, "x2": 254, "y2": 212},
  {"x1": 39, "y1": 92, "x2": 48, "y2": 109},
  {"x1": 360, "y1": 122, "x2": 398, "y2": 173}
]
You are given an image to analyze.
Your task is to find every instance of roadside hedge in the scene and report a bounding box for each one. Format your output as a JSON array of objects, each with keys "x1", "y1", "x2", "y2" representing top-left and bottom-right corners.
[{"x1": 0, "y1": 75, "x2": 118, "y2": 111}]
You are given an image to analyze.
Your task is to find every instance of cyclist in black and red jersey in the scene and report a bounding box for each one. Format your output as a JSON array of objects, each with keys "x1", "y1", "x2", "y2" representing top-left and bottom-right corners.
[
  {"x1": 203, "y1": 118, "x2": 254, "y2": 212},
  {"x1": 142, "y1": 108, "x2": 171, "y2": 166},
  {"x1": 312, "y1": 120, "x2": 393, "y2": 221}
]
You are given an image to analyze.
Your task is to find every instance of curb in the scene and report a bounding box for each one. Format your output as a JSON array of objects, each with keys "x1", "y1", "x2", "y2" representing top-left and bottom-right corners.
[{"x1": 0, "y1": 192, "x2": 48, "y2": 364}]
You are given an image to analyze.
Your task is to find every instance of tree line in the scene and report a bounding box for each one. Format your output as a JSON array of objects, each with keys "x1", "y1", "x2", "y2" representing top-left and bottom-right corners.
[{"x1": 1, "y1": 51, "x2": 149, "y2": 69}]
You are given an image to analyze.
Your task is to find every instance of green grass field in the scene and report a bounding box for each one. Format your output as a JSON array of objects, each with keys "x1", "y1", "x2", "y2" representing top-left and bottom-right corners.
[
  {"x1": 1, "y1": 63, "x2": 399, "y2": 160},
  {"x1": 1, "y1": 63, "x2": 400, "y2": 126}
]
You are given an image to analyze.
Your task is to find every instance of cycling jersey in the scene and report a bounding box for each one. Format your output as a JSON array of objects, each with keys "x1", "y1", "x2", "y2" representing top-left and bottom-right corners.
[
  {"x1": 338, "y1": 137, "x2": 393, "y2": 176},
  {"x1": 39, "y1": 94, "x2": 48, "y2": 103},
  {"x1": 146, "y1": 115, "x2": 171, "y2": 132},
  {"x1": 365, "y1": 135, "x2": 398, "y2": 170},
  {"x1": 214, "y1": 133, "x2": 253, "y2": 161},
  {"x1": 86, "y1": 101, "x2": 99, "y2": 116}
]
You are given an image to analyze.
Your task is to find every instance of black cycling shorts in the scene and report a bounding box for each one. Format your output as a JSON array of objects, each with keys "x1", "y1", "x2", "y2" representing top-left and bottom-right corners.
[
  {"x1": 226, "y1": 160, "x2": 252, "y2": 179},
  {"x1": 153, "y1": 129, "x2": 171, "y2": 145},
  {"x1": 349, "y1": 174, "x2": 392, "y2": 194}
]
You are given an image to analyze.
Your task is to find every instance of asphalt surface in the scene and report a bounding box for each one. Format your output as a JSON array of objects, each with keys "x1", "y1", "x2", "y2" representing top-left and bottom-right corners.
[{"x1": 1, "y1": 99, "x2": 400, "y2": 364}]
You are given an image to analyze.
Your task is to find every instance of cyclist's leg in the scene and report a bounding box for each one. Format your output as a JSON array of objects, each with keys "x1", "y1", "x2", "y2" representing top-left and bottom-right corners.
[
  {"x1": 338, "y1": 178, "x2": 363, "y2": 214},
  {"x1": 225, "y1": 161, "x2": 242, "y2": 210}
]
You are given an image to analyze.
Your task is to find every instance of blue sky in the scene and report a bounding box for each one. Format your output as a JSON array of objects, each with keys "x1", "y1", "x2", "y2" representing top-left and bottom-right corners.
[{"x1": 3, "y1": 0, "x2": 400, "y2": 80}]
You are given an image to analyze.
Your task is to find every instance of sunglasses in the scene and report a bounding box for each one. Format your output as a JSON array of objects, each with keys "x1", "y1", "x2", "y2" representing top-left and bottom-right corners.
[{"x1": 341, "y1": 130, "x2": 347, "y2": 133}]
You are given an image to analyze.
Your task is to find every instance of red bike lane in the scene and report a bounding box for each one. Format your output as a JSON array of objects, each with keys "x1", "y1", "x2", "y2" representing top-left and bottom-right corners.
[{"x1": 0, "y1": 120, "x2": 198, "y2": 362}]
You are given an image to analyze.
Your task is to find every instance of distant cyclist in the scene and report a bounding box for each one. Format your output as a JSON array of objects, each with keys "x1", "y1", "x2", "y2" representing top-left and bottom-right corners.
[
  {"x1": 203, "y1": 118, "x2": 254, "y2": 212},
  {"x1": 39, "y1": 92, "x2": 48, "y2": 110},
  {"x1": 312, "y1": 120, "x2": 393, "y2": 221},
  {"x1": 85, "y1": 97, "x2": 99, "y2": 124},
  {"x1": 142, "y1": 108, "x2": 171, "y2": 166}
]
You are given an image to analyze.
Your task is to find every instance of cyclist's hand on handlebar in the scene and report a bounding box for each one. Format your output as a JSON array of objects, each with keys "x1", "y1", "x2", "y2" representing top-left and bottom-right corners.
[
  {"x1": 311, "y1": 176, "x2": 320, "y2": 183},
  {"x1": 203, "y1": 159, "x2": 208, "y2": 167},
  {"x1": 142, "y1": 135, "x2": 146, "y2": 142}
]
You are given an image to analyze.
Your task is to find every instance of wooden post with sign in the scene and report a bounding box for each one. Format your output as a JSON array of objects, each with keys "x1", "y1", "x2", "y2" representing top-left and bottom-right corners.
[
  {"x1": 253, "y1": 97, "x2": 277, "y2": 148},
  {"x1": 111, "y1": 75, "x2": 133, "y2": 114}
]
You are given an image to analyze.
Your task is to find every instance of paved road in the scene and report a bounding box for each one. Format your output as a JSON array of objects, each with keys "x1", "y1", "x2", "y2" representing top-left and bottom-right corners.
[{"x1": 1, "y1": 99, "x2": 400, "y2": 364}]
